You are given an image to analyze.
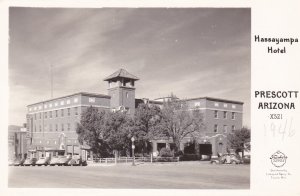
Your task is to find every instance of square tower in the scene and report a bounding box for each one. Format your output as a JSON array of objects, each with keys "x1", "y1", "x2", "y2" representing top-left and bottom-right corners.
[{"x1": 103, "y1": 69, "x2": 139, "y2": 115}]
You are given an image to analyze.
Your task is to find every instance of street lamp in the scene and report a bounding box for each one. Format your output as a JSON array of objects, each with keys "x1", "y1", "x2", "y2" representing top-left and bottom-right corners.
[{"x1": 131, "y1": 136, "x2": 136, "y2": 166}]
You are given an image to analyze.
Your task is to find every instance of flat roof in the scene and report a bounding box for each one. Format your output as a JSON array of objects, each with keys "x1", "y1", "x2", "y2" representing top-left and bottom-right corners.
[
  {"x1": 27, "y1": 92, "x2": 111, "y2": 107},
  {"x1": 185, "y1": 97, "x2": 244, "y2": 105}
]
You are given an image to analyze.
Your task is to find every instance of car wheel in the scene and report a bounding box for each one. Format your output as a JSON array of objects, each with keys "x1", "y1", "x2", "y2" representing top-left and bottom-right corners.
[{"x1": 231, "y1": 161, "x2": 237, "y2": 164}]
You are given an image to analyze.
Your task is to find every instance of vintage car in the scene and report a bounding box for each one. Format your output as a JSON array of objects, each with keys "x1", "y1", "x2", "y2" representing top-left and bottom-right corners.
[
  {"x1": 49, "y1": 156, "x2": 60, "y2": 166},
  {"x1": 13, "y1": 158, "x2": 26, "y2": 166},
  {"x1": 210, "y1": 153, "x2": 242, "y2": 164},
  {"x1": 68, "y1": 155, "x2": 82, "y2": 166},
  {"x1": 36, "y1": 157, "x2": 51, "y2": 166},
  {"x1": 23, "y1": 157, "x2": 38, "y2": 166},
  {"x1": 68, "y1": 155, "x2": 88, "y2": 166},
  {"x1": 57, "y1": 156, "x2": 72, "y2": 166},
  {"x1": 242, "y1": 155, "x2": 251, "y2": 164},
  {"x1": 8, "y1": 159, "x2": 15, "y2": 166}
]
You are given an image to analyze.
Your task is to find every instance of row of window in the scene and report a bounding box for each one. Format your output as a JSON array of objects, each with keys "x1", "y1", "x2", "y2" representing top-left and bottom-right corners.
[
  {"x1": 214, "y1": 102, "x2": 236, "y2": 109},
  {"x1": 28, "y1": 97, "x2": 97, "y2": 112},
  {"x1": 214, "y1": 125, "x2": 235, "y2": 133},
  {"x1": 34, "y1": 123, "x2": 77, "y2": 132},
  {"x1": 214, "y1": 110, "x2": 236, "y2": 120},
  {"x1": 29, "y1": 98, "x2": 79, "y2": 112},
  {"x1": 33, "y1": 107, "x2": 79, "y2": 120},
  {"x1": 33, "y1": 140, "x2": 78, "y2": 145}
]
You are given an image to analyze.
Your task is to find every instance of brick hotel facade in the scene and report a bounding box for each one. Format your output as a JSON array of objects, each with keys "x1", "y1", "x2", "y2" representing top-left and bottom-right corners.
[{"x1": 26, "y1": 69, "x2": 243, "y2": 159}]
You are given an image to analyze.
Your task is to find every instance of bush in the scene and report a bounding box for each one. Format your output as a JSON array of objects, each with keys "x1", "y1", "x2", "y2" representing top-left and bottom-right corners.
[
  {"x1": 174, "y1": 150, "x2": 184, "y2": 157},
  {"x1": 159, "y1": 148, "x2": 173, "y2": 157},
  {"x1": 179, "y1": 154, "x2": 200, "y2": 161}
]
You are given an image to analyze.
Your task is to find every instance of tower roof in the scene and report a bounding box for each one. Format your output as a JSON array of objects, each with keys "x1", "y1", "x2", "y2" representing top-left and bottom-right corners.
[{"x1": 103, "y1": 69, "x2": 139, "y2": 81}]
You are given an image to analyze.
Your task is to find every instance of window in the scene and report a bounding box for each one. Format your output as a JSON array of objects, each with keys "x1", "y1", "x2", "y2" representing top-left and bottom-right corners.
[
  {"x1": 214, "y1": 102, "x2": 219, "y2": 107},
  {"x1": 232, "y1": 125, "x2": 235, "y2": 132},
  {"x1": 34, "y1": 114, "x2": 37, "y2": 120},
  {"x1": 224, "y1": 104, "x2": 228, "y2": 108},
  {"x1": 232, "y1": 105, "x2": 236, "y2": 109},
  {"x1": 67, "y1": 108, "x2": 70, "y2": 116},
  {"x1": 195, "y1": 102, "x2": 200, "y2": 107},
  {"x1": 67, "y1": 99, "x2": 71, "y2": 104},
  {"x1": 231, "y1": 112, "x2": 236, "y2": 120},
  {"x1": 49, "y1": 124, "x2": 53, "y2": 132},
  {"x1": 60, "y1": 101, "x2": 64, "y2": 105},
  {"x1": 74, "y1": 107, "x2": 78, "y2": 115},
  {"x1": 55, "y1": 110, "x2": 58, "y2": 118},
  {"x1": 55, "y1": 102, "x2": 58, "y2": 106},
  {"x1": 44, "y1": 112, "x2": 47, "y2": 119},
  {"x1": 39, "y1": 113, "x2": 42, "y2": 119},
  {"x1": 34, "y1": 125, "x2": 36, "y2": 132},
  {"x1": 67, "y1": 123, "x2": 70, "y2": 131},
  {"x1": 44, "y1": 105, "x2": 48, "y2": 109},
  {"x1": 214, "y1": 110, "x2": 218, "y2": 119},
  {"x1": 214, "y1": 124, "x2": 218, "y2": 133},
  {"x1": 74, "y1": 98, "x2": 78, "y2": 103},
  {"x1": 61, "y1": 109, "x2": 64, "y2": 117},
  {"x1": 126, "y1": 93, "x2": 129, "y2": 98},
  {"x1": 61, "y1": 124, "x2": 64, "y2": 131},
  {"x1": 49, "y1": 103, "x2": 52, "y2": 108},
  {"x1": 55, "y1": 124, "x2": 58, "y2": 131},
  {"x1": 49, "y1": 111, "x2": 52, "y2": 118},
  {"x1": 89, "y1": 97, "x2": 95, "y2": 103},
  {"x1": 223, "y1": 111, "x2": 227, "y2": 119},
  {"x1": 39, "y1": 125, "x2": 42, "y2": 132},
  {"x1": 223, "y1": 125, "x2": 228, "y2": 133}
]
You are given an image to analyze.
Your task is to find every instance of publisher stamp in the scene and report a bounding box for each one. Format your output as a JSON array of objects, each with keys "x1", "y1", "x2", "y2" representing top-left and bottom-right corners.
[
  {"x1": 266, "y1": 151, "x2": 291, "y2": 180},
  {"x1": 270, "y1": 151, "x2": 287, "y2": 167}
]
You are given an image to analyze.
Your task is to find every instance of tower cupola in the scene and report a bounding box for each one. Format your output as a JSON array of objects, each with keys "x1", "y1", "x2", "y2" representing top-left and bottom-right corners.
[{"x1": 104, "y1": 69, "x2": 139, "y2": 114}]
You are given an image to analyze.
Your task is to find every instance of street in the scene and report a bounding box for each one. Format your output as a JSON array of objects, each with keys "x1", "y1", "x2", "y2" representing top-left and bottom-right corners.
[{"x1": 8, "y1": 162, "x2": 250, "y2": 189}]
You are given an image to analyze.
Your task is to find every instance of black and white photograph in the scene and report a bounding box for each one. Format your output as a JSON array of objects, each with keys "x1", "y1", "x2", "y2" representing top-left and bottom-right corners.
[{"x1": 7, "y1": 7, "x2": 251, "y2": 189}]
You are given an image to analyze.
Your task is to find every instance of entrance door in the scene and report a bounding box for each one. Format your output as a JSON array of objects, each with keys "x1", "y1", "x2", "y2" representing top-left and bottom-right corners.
[{"x1": 199, "y1": 144, "x2": 212, "y2": 159}]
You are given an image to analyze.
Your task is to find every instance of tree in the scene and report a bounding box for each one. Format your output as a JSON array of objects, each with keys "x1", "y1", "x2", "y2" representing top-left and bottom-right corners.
[
  {"x1": 76, "y1": 106, "x2": 110, "y2": 157},
  {"x1": 77, "y1": 106, "x2": 134, "y2": 157},
  {"x1": 102, "y1": 111, "x2": 133, "y2": 156},
  {"x1": 227, "y1": 127, "x2": 251, "y2": 156},
  {"x1": 132, "y1": 103, "x2": 162, "y2": 155},
  {"x1": 158, "y1": 98, "x2": 204, "y2": 153}
]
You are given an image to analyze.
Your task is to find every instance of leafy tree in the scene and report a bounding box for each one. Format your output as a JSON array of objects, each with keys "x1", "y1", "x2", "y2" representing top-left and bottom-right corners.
[
  {"x1": 227, "y1": 127, "x2": 251, "y2": 156},
  {"x1": 76, "y1": 106, "x2": 111, "y2": 157},
  {"x1": 77, "y1": 106, "x2": 134, "y2": 157},
  {"x1": 103, "y1": 111, "x2": 133, "y2": 156},
  {"x1": 132, "y1": 103, "x2": 162, "y2": 155},
  {"x1": 158, "y1": 97, "x2": 204, "y2": 153}
]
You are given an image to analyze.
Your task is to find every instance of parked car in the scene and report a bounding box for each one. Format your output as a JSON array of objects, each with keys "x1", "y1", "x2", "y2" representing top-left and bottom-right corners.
[
  {"x1": 8, "y1": 159, "x2": 15, "y2": 166},
  {"x1": 57, "y1": 156, "x2": 72, "y2": 166},
  {"x1": 242, "y1": 155, "x2": 251, "y2": 164},
  {"x1": 23, "y1": 157, "x2": 38, "y2": 166},
  {"x1": 210, "y1": 153, "x2": 242, "y2": 164},
  {"x1": 36, "y1": 157, "x2": 51, "y2": 166},
  {"x1": 13, "y1": 158, "x2": 26, "y2": 166},
  {"x1": 68, "y1": 156, "x2": 84, "y2": 166},
  {"x1": 49, "y1": 156, "x2": 60, "y2": 166}
]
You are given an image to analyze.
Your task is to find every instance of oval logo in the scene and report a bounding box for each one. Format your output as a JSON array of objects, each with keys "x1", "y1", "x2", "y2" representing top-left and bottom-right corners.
[{"x1": 270, "y1": 151, "x2": 287, "y2": 167}]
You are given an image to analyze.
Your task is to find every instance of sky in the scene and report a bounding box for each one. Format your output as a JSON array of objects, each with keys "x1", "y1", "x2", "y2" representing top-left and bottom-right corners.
[{"x1": 9, "y1": 8, "x2": 251, "y2": 127}]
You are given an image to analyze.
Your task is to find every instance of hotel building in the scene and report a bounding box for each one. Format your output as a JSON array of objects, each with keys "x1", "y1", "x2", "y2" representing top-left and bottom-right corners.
[{"x1": 26, "y1": 69, "x2": 243, "y2": 159}]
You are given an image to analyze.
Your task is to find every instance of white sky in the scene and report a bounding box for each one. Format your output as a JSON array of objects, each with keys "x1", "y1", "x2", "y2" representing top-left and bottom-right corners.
[{"x1": 9, "y1": 8, "x2": 251, "y2": 127}]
